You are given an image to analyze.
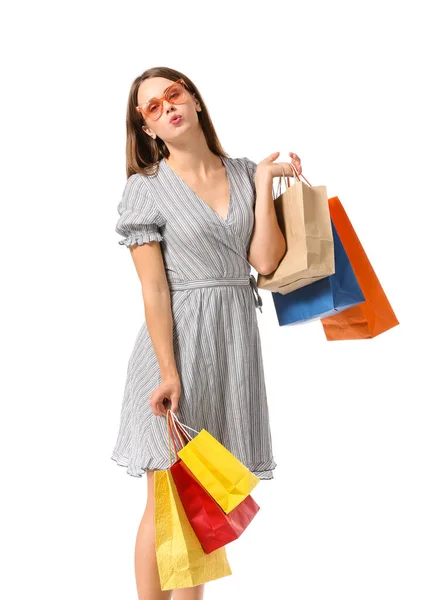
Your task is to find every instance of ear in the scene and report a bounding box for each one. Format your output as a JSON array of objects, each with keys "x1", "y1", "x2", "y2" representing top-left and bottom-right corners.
[
  {"x1": 192, "y1": 93, "x2": 202, "y2": 110},
  {"x1": 141, "y1": 125, "x2": 156, "y2": 140}
]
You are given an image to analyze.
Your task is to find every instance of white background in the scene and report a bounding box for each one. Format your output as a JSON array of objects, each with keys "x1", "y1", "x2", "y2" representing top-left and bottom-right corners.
[{"x1": 1, "y1": 1, "x2": 425, "y2": 599}]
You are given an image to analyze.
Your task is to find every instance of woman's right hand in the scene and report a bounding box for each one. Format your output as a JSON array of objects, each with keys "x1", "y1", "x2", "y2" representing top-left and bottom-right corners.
[{"x1": 149, "y1": 375, "x2": 182, "y2": 417}]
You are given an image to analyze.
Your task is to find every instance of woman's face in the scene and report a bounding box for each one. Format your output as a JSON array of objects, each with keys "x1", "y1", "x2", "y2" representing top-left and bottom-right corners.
[{"x1": 138, "y1": 77, "x2": 201, "y2": 143}]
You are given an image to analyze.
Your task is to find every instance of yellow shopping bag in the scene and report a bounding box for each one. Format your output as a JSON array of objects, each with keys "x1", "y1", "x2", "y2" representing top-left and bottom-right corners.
[
  {"x1": 154, "y1": 417, "x2": 232, "y2": 591},
  {"x1": 170, "y1": 411, "x2": 261, "y2": 514}
]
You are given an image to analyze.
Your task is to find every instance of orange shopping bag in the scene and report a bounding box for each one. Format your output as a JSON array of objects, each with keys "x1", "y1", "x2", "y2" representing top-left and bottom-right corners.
[{"x1": 320, "y1": 196, "x2": 399, "y2": 340}]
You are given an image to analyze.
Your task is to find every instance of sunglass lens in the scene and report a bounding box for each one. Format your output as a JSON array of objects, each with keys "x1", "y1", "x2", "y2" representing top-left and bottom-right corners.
[
  {"x1": 167, "y1": 84, "x2": 184, "y2": 102},
  {"x1": 146, "y1": 102, "x2": 161, "y2": 117}
]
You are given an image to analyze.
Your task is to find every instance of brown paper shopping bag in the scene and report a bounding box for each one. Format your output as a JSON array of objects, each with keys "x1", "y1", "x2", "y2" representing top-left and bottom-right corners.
[{"x1": 257, "y1": 166, "x2": 335, "y2": 295}]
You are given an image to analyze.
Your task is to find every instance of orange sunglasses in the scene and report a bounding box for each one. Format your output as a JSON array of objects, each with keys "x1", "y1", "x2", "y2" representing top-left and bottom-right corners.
[{"x1": 136, "y1": 78, "x2": 190, "y2": 121}]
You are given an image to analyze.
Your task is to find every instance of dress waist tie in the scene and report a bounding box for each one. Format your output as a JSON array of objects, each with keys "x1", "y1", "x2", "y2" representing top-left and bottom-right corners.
[{"x1": 168, "y1": 275, "x2": 263, "y2": 313}]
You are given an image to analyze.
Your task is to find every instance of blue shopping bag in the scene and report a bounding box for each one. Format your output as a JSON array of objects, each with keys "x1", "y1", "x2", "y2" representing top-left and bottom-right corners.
[{"x1": 272, "y1": 220, "x2": 365, "y2": 326}]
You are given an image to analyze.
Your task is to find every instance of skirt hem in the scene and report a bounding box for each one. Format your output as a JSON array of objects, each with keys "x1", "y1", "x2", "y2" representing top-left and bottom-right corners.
[{"x1": 111, "y1": 450, "x2": 277, "y2": 480}]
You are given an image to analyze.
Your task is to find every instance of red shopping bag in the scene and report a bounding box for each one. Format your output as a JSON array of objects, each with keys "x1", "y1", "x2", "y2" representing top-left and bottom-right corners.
[{"x1": 166, "y1": 412, "x2": 260, "y2": 554}]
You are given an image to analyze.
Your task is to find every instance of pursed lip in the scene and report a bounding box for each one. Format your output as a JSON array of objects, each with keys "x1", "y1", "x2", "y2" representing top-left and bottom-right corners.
[{"x1": 169, "y1": 114, "x2": 182, "y2": 123}]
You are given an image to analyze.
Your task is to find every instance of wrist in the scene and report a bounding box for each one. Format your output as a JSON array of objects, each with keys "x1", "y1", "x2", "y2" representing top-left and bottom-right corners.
[
  {"x1": 254, "y1": 171, "x2": 273, "y2": 187},
  {"x1": 160, "y1": 367, "x2": 180, "y2": 381}
]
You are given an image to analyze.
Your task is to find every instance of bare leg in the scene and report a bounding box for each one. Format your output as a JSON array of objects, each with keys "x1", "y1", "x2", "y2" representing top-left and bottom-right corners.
[
  {"x1": 134, "y1": 468, "x2": 206, "y2": 600},
  {"x1": 172, "y1": 584, "x2": 205, "y2": 600},
  {"x1": 134, "y1": 469, "x2": 172, "y2": 600}
]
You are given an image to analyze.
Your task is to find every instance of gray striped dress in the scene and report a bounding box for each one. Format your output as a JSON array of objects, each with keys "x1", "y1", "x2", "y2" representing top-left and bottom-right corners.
[{"x1": 111, "y1": 156, "x2": 277, "y2": 480}]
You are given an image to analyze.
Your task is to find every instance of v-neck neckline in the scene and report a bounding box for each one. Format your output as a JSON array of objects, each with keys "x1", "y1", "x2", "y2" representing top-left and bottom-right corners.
[{"x1": 162, "y1": 155, "x2": 232, "y2": 224}]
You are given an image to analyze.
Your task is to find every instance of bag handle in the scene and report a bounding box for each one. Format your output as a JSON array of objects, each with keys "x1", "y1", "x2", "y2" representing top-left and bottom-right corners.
[
  {"x1": 275, "y1": 162, "x2": 313, "y2": 198},
  {"x1": 165, "y1": 409, "x2": 199, "y2": 467},
  {"x1": 167, "y1": 409, "x2": 200, "y2": 440},
  {"x1": 169, "y1": 414, "x2": 187, "y2": 447},
  {"x1": 166, "y1": 410, "x2": 186, "y2": 467}
]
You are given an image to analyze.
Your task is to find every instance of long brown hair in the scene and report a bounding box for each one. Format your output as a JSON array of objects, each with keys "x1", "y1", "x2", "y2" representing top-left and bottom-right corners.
[{"x1": 125, "y1": 66, "x2": 229, "y2": 179}]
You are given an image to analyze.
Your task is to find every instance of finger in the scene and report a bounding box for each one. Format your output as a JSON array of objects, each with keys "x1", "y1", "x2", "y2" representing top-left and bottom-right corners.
[
  {"x1": 159, "y1": 399, "x2": 168, "y2": 416},
  {"x1": 149, "y1": 392, "x2": 158, "y2": 416},
  {"x1": 291, "y1": 160, "x2": 301, "y2": 174},
  {"x1": 170, "y1": 394, "x2": 179, "y2": 415},
  {"x1": 167, "y1": 391, "x2": 177, "y2": 414},
  {"x1": 150, "y1": 391, "x2": 164, "y2": 416},
  {"x1": 154, "y1": 404, "x2": 165, "y2": 417},
  {"x1": 152, "y1": 403, "x2": 161, "y2": 417}
]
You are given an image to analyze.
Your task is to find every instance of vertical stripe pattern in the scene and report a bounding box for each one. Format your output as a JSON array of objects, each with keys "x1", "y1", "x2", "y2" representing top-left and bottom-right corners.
[{"x1": 111, "y1": 156, "x2": 277, "y2": 480}]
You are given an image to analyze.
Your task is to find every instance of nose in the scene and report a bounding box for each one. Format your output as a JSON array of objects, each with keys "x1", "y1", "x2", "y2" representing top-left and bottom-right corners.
[{"x1": 163, "y1": 100, "x2": 175, "y2": 113}]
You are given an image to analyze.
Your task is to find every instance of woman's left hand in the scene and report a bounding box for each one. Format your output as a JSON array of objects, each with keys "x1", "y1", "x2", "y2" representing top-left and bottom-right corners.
[
  {"x1": 256, "y1": 151, "x2": 302, "y2": 181},
  {"x1": 288, "y1": 152, "x2": 302, "y2": 177}
]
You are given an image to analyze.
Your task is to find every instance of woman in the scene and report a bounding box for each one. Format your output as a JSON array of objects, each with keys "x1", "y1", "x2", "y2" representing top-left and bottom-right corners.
[{"x1": 111, "y1": 66, "x2": 302, "y2": 599}]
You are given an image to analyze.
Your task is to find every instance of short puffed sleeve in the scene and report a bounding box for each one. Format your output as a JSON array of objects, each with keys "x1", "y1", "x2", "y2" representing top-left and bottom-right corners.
[
  {"x1": 243, "y1": 157, "x2": 257, "y2": 184},
  {"x1": 115, "y1": 175, "x2": 164, "y2": 247}
]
